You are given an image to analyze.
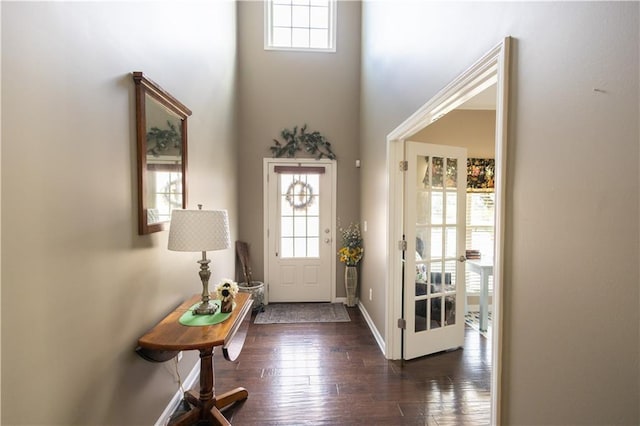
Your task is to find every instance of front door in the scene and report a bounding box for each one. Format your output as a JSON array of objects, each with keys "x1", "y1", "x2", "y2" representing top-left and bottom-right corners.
[
  {"x1": 403, "y1": 142, "x2": 467, "y2": 359},
  {"x1": 265, "y1": 159, "x2": 336, "y2": 302}
]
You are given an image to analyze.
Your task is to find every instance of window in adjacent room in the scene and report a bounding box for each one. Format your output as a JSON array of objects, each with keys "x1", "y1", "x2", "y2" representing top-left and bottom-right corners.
[
  {"x1": 264, "y1": 0, "x2": 336, "y2": 52},
  {"x1": 465, "y1": 192, "x2": 495, "y2": 294}
]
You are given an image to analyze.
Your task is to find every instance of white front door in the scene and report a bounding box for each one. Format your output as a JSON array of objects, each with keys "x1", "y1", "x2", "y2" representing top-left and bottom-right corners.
[
  {"x1": 264, "y1": 159, "x2": 336, "y2": 302},
  {"x1": 403, "y1": 142, "x2": 467, "y2": 360}
]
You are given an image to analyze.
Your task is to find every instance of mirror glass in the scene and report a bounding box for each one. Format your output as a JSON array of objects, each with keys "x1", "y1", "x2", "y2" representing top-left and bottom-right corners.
[{"x1": 133, "y1": 72, "x2": 192, "y2": 234}]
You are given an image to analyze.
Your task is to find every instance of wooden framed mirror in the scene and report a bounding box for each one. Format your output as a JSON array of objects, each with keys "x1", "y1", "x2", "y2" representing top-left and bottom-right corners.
[{"x1": 133, "y1": 72, "x2": 192, "y2": 235}]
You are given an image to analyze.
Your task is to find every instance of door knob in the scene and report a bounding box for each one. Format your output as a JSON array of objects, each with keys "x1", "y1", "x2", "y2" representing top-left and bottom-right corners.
[
  {"x1": 324, "y1": 238, "x2": 331, "y2": 243},
  {"x1": 458, "y1": 255, "x2": 467, "y2": 263}
]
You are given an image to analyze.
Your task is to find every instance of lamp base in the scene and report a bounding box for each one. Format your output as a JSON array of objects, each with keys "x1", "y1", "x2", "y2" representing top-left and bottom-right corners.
[{"x1": 193, "y1": 300, "x2": 218, "y2": 316}]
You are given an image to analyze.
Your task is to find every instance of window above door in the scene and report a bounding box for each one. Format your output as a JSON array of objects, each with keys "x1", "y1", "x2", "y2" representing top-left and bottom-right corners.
[{"x1": 264, "y1": 0, "x2": 337, "y2": 52}]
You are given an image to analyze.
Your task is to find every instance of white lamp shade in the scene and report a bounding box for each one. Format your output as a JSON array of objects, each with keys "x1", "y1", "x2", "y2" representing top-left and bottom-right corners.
[{"x1": 168, "y1": 209, "x2": 230, "y2": 252}]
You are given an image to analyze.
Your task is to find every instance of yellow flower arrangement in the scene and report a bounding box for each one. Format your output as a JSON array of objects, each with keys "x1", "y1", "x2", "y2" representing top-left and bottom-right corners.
[
  {"x1": 337, "y1": 222, "x2": 364, "y2": 266},
  {"x1": 215, "y1": 279, "x2": 239, "y2": 302}
]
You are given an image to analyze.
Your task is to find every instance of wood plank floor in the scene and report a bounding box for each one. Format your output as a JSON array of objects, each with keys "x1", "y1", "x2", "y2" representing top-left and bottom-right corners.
[{"x1": 212, "y1": 306, "x2": 491, "y2": 425}]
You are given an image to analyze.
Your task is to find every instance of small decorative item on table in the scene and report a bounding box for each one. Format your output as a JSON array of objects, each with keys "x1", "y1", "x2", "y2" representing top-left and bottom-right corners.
[
  {"x1": 338, "y1": 222, "x2": 364, "y2": 307},
  {"x1": 215, "y1": 278, "x2": 239, "y2": 313}
]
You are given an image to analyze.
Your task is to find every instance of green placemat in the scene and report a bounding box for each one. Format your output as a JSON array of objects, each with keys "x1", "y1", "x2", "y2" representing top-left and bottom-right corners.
[{"x1": 179, "y1": 300, "x2": 232, "y2": 326}]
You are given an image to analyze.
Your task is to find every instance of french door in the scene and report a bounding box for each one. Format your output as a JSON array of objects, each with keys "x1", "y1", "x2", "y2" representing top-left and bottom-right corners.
[
  {"x1": 264, "y1": 159, "x2": 336, "y2": 302},
  {"x1": 403, "y1": 142, "x2": 467, "y2": 359}
]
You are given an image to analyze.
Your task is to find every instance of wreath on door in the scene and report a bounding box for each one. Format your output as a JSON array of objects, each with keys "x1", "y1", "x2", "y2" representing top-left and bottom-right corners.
[{"x1": 285, "y1": 179, "x2": 314, "y2": 210}]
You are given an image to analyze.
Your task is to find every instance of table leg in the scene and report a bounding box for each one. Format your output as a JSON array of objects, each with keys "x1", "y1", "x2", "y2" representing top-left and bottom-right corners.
[
  {"x1": 479, "y1": 270, "x2": 489, "y2": 332},
  {"x1": 169, "y1": 347, "x2": 249, "y2": 426}
]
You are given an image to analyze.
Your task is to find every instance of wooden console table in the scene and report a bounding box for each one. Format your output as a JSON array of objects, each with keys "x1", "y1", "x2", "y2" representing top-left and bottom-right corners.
[{"x1": 138, "y1": 292, "x2": 253, "y2": 426}]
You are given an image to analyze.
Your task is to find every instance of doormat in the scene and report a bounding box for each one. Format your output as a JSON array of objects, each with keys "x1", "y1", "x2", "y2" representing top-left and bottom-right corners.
[{"x1": 254, "y1": 303, "x2": 351, "y2": 324}]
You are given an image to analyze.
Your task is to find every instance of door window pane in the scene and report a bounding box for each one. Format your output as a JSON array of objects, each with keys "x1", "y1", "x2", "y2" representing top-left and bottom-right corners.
[
  {"x1": 281, "y1": 217, "x2": 294, "y2": 237},
  {"x1": 445, "y1": 227, "x2": 456, "y2": 258},
  {"x1": 445, "y1": 295, "x2": 456, "y2": 325},
  {"x1": 281, "y1": 238, "x2": 293, "y2": 258},
  {"x1": 416, "y1": 191, "x2": 430, "y2": 225},
  {"x1": 430, "y1": 227, "x2": 443, "y2": 258},
  {"x1": 445, "y1": 260, "x2": 457, "y2": 292},
  {"x1": 430, "y1": 297, "x2": 442, "y2": 329},
  {"x1": 446, "y1": 158, "x2": 457, "y2": 188},
  {"x1": 279, "y1": 173, "x2": 320, "y2": 258},
  {"x1": 446, "y1": 191, "x2": 457, "y2": 224},
  {"x1": 416, "y1": 228, "x2": 428, "y2": 260},
  {"x1": 306, "y1": 237, "x2": 319, "y2": 257},
  {"x1": 415, "y1": 299, "x2": 427, "y2": 332},
  {"x1": 431, "y1": 192, "x2": 443, "y2": 225},
  {"x1": 431, "y1": 157, "x2": 444, "y2": 188}
]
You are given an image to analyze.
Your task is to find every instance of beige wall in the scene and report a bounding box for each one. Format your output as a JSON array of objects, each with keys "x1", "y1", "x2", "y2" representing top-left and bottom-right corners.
[
  {"x1": 1, "y1": 2, "x2": 237, "y2": 425},
  {"x1": 410, "y1": 109, "x2": 496, "y2": 158},
  {"x1": 236, "y1": 1, "x2": 361, "y2": 297},
  {"x1": 360, "y1": 1, "x2": 639, "y2": 424},
  {"x1": 2, "y1": 1, "x2": 639, "y2": 425}
]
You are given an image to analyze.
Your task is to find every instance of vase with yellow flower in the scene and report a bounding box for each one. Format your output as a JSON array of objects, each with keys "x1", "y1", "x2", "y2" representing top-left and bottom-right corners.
[
  {"x1": 338, "y1": 222, "x2": 364, "y2": 307},
  {"x1": 215, "y1": 279, "x2": 239, "y2": 313}
]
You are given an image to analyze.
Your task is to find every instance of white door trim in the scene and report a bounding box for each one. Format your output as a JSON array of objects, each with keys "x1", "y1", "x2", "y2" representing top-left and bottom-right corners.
[
  {"x1": 386, "y1": 37, "x2": 511, "y2": 425},
  {"x1": 263, "y1": 158, "x2": 338, "y2": 303}
]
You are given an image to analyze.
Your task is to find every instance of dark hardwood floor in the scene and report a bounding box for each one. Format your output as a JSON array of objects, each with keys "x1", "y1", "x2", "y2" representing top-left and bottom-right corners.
[{"x1": 212, "y1": 306, "x2": 491, "y2": 425}]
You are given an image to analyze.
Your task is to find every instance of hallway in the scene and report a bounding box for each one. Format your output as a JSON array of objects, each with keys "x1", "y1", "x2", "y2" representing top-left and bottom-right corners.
[{"x1": 213, "y1": 306, "x2": 491, "y2": 425}]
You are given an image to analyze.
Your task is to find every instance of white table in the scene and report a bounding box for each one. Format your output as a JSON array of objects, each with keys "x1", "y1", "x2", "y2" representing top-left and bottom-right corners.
[{"x1": 466, "y1": 259, "x2": 493, "y2": 332}]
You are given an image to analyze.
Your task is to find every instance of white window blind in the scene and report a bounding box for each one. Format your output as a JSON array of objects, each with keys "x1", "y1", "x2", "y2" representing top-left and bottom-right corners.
[{"x1": 465, "y1": 192, "x2": 495, "y2": 294}]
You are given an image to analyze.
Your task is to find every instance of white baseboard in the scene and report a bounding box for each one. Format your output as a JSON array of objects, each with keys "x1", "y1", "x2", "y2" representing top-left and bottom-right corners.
[
  {"x1": 154, "y1": 360, "x2": 200, "y2": 426},
  {"x1": 357, "y1": 301, "x2": 385, "y2": 355}
]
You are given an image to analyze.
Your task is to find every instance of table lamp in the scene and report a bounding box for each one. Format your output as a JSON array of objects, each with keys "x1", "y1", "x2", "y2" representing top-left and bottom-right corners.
[{"x1": 168, "y1": 205, "x2": 230, "y2": 315}]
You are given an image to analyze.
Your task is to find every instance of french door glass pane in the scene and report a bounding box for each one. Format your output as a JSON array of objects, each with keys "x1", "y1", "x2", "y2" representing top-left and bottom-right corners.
[
  {"x1": 431, "y1": 192, "x2": 443, "y2": 225},
  {"x1": 413, "y1": 151, "x2": 463, "y2": 335},
  {"x1": 416, "y1": 299, "x2": 427, "y2": 332},
  {"x1": 430, "y1": 261, "x2": 443, "y2": 287},
  {"x1": 430, "y1": 297, "x2": 442, "y2": 329},
  {"x1": 445, "y1": 295, "x2": 456, "y2": 325},
  {"x1": 416, "y1": 227, "x2": 428, "y2": 260},
  {"x1": 445, "y1": 227, "x2": 456, "y2": 258},
  {"x1": 432, "y1": 157, "x2": 444, "y2": 188},
  {"x1": 430, "y1": 227, "x2": 443, "y2": 258},
  {"x1": 445, "y1": 260, "x2": 457, "y2": 291},
  {"x1": 416, "y1": 191, "x2": 429, "y2": 225},
  {"x1": 446, "y1": 158, "x2": 457, "y2": 188},
  {"x1": 446, "y1": 191, "x2": 457, "y2": 224}
]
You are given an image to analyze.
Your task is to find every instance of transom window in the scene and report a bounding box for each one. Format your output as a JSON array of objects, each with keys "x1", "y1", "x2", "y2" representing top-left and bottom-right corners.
[{"x1": 264, "y1": 0, "x2": 336, "y2": 52}]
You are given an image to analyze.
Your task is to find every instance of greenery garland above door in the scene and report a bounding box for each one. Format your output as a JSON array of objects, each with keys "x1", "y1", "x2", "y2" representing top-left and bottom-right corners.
[{"x1": 270, "y1": 124, "x2": 336, "y2": 160}]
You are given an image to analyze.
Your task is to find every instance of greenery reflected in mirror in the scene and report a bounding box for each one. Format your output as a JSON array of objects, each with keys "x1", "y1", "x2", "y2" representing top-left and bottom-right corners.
[{"x1": 133, "y1": 72, "x2": 192, "y2": 235}]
